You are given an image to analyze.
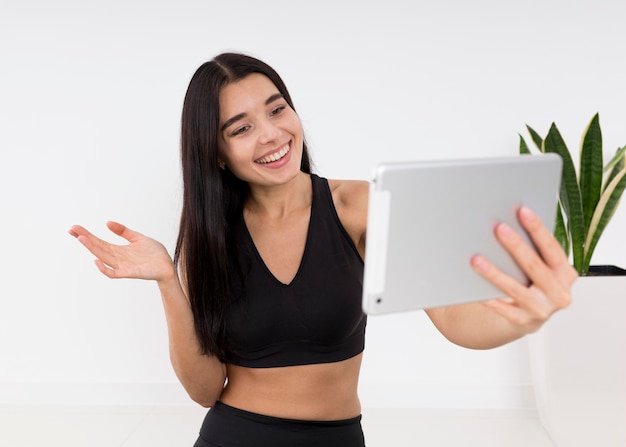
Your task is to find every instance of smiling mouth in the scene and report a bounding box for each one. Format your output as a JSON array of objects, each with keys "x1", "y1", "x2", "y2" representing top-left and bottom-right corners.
[{"x1": 255, "y1": 143, "x2": 290, "y2": 164}]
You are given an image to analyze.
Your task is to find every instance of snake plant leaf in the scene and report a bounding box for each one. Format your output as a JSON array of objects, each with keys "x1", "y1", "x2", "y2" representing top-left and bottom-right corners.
[
  {"x1": 554, "y1": 204, "x2": 570, "y2": 257},
  {"x1": 526, "y1": 125, "x2": 544, "y2": 152},
  {"x1": 522, "y1": 115, "x2": 625, "y2": 275},
  {"x1": 604, "y1": 146, "x2": 626, "y2": 186},
  {"x1": 583, "y1": 167, "x2": 626, "y2": 272},
  {"x1": 579, "y1": 113, "x2": 603, "y2": 233},
  {"x1": 543, "y1": 123, "x2": 586, "y2": 273},
  {"x1": 519, "y1": 135, "x2": 532, "y2": 155}
]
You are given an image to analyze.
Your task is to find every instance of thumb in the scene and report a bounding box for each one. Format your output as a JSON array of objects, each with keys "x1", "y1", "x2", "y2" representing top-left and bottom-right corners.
[{"x1": 106, "y1": 221, "x2": 140, "y2": 242}]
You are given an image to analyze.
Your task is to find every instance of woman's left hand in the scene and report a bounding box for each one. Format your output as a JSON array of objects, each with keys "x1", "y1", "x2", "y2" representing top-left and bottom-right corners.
[{"x1": 470, "y1": 205, "x2": 578, "y2": 335}]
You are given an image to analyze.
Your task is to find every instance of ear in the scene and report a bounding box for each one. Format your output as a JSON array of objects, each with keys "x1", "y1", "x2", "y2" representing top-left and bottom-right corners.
[{"x1": 218, "y1": 160, "x2": 226, "y2": 170}]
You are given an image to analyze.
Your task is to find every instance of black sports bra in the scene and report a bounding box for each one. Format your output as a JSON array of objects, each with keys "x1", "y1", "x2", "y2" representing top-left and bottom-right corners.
[{"x1": 224, "y1": 174, "x2": 367, "y2": 368}]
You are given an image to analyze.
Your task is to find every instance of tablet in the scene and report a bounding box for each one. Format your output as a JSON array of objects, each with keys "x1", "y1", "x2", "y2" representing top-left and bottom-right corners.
[{"x1": 362, "y1": 154, "x2": 562, "y2": 315}]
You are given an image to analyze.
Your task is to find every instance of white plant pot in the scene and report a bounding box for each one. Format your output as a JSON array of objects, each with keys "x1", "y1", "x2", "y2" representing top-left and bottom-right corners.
[{"x1": 528, "y1": 272, "x2": 626, "y2": 447}]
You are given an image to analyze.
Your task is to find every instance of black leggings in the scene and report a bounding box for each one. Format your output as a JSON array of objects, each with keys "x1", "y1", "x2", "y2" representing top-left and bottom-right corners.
[{"x1": 194, "y1": 401, "x2": 366, "y2": 447}]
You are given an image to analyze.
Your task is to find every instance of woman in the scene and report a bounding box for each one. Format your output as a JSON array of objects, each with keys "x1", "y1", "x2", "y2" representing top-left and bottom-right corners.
[{"x1": 69, "y1": 53, "x2": 577, "y2": 446}]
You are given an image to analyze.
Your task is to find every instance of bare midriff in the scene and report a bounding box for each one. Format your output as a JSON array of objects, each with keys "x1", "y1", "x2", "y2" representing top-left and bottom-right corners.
[{"x1": 219, "y1": 353, "x2": 363, "y2": 421}]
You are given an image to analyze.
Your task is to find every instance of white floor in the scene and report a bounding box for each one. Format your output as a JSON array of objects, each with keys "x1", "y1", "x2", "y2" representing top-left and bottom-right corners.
[{"x1": 0, "y1": 405, "x2": 556, "y2": 447}]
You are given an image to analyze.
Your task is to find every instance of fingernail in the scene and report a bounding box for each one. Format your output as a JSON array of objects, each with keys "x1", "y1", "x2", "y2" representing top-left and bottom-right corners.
[
  {"x1": 520, "y1": 206, "x2": 536, "y2": 221},
  {"x1": 472, "y1": 255, "x2": 490, "y2": 272},
  {"x1": 497, "y1": 223, "x2": 515, "y2": 240}
]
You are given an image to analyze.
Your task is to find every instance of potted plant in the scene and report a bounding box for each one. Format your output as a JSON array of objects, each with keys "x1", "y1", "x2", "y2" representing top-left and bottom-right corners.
[{"x1": 519, "y1": 113, "x2": 626, "y2": 447}]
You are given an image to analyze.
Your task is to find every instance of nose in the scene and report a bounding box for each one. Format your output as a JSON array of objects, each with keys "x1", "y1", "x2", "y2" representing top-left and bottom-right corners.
[{"x1": 258, "y1": 118, "x2": 281, "y2": 144}]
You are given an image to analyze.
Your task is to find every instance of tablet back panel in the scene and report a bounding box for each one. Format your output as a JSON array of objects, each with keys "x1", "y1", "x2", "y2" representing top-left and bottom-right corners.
[{"x1": 362, "y1": 154, "x2": 562, "y2": 315}]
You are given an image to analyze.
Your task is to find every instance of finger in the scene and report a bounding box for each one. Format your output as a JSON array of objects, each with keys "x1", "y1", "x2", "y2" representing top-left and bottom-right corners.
[
  {"x1": 482, "y1": 298, "x2": 524, "y2": 323},
  {"x1": 481, "y1": 295, "x2": 548, "y2": 334},
  {"x1": 518, "y1": 207, "x2": 579, "y2": 287},
  {"x1": 472, "y1": 252, "x2": 564, "y2": 321},
  {"x1": 68, "y1": 224, "x2": 92, "y2": 239},
  {"x1": 473, "y1": 256, "x2": 557, "y2": 331},
  {"x1": 495, "y1": 222, "x2": 552, "y2": 284},
  {"x1": 106, "y1": 221, "x2": 142, "y2": 243},
  {"x1": 71, "y1": 227, "x2": 122, "y2": 270},
  {"x1": 471, "y1": 254, "x2": 532, "y2": 303},
  {"x1": 94, "y1": 259, "x2": 120, "y2": 278},
  {"x1": 496, "y1": 218, "x2": 573, "y2": 308},
  {"x1": 517, "y1": 206, "x2": 570, "y2": 269},
  {"x1": 495, "y1": 220, "x2": 575, "y2": 308},
  {"x1": 474, "y1": 227, "x2": 572, "y2": 314},
  {"x1": 70, "y1": 225, "x2": 116, "y2": 268}
]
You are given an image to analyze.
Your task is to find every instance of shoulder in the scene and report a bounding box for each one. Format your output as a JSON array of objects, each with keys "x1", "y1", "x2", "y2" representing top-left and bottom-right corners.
[
  {"x1": 326, "y1": 178, "x2": 369, "y2": 206},
  {"x1": 326, "y1": 178, "x2": 369, "y2": 256}
]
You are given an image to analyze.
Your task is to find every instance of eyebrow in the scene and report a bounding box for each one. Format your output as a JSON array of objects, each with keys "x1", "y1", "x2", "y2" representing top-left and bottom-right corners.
[{"x1": 220, "y1": 93, "x2": 285, "y2": 132}]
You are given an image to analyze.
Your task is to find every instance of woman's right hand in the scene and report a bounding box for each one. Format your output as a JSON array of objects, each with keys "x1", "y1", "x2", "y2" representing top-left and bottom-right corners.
[{"x1": 69, "y1": 221, "x2": 176, "y2": 283}]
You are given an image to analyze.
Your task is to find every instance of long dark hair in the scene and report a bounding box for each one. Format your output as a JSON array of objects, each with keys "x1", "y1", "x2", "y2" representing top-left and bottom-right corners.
[{"x1": 174, "y1": 52, "x2": 313, "y2": 361}]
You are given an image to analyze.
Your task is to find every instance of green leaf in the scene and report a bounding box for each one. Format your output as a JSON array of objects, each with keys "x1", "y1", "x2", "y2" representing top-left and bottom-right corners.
[
  {"x1": 519, "y1": 135, "x2": 532, "y2": 155},
  {"x1": 604, "y1": 145, "x2": 626, "y2": 174},
  {"x1": 579, "y1": 113, "x2": 603, "y2": 236},
  {"x1": 526, "y1": 125, "x2": 544, "y2": 152},
  {"x1": 554, "y1": 204, "x2": 570, "y2": 257},
  {"x1": 604, "y1": 146, "x2": 626, "y2": 189},
  {"x1": 543, "y1": 123, "x2": 586, "y2": 274},
  {"x1": 583, "y1": 166, "x2": 626, "y2": 272}
]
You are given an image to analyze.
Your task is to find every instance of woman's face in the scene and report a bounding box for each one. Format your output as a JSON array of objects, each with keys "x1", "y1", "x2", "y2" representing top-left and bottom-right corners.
[{"x1": 217, "y1": 73, "x2": 304, "y2": 186}]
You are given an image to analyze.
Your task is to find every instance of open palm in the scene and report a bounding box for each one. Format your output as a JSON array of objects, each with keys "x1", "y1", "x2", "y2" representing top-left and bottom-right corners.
[{"x1": 69, "y1": 221, "x2": 175, "y2": 282}]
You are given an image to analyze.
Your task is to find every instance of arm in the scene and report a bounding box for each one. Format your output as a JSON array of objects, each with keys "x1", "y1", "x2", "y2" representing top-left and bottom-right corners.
[
  {"x1": 333, "y1": 182, "x2": 575, "y2": 349},
  {"x1": 425, "y1": 206, "x2": 578, "y2": 349},
  {"x1": 425, "y1": 302, "x2": 528, "y2": 349},
  {"x1": 157, "y1": 271, "x2": 227, "y2": 407},
  {"x1": 328, "y1": 179, "x2": 369, "y2": 258},
  {"x1": 69, "y1": 221, "x2": 226, "y2": 406}
]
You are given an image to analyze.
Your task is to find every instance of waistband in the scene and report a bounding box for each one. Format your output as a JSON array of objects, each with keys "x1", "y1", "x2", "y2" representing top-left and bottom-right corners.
[{"x1": 212, "y1": 401, "x2": 363, "y2": 427}]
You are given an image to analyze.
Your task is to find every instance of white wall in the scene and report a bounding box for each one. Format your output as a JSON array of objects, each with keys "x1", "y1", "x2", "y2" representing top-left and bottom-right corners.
[{"x1": 1, "y1": 0, "x2": 625, "y2": 408}]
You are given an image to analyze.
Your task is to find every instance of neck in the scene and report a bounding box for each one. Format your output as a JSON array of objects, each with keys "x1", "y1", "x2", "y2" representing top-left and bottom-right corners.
[{"x1": 245, "y1": 172, "x2": 312, "y2": 219}]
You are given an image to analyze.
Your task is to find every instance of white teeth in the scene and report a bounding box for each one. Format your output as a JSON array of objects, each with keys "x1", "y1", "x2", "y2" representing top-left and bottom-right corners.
[{"x1": 256, "y1": 144, "x2": 290, "y2": 164}]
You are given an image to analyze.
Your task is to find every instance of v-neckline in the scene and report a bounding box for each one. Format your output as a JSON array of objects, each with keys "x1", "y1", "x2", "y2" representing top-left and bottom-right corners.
[{"x1": 241, "y1": 178, "x2": 315, "y2": 287}]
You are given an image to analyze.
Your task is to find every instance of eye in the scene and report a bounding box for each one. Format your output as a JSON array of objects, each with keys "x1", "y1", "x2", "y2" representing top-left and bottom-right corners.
[
  {"x1": 231, "y1": 125, "x2": 250, "y2": 136},
  {"x1": 270, "y1": 105, "x2": 286, "y2": 116}
]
